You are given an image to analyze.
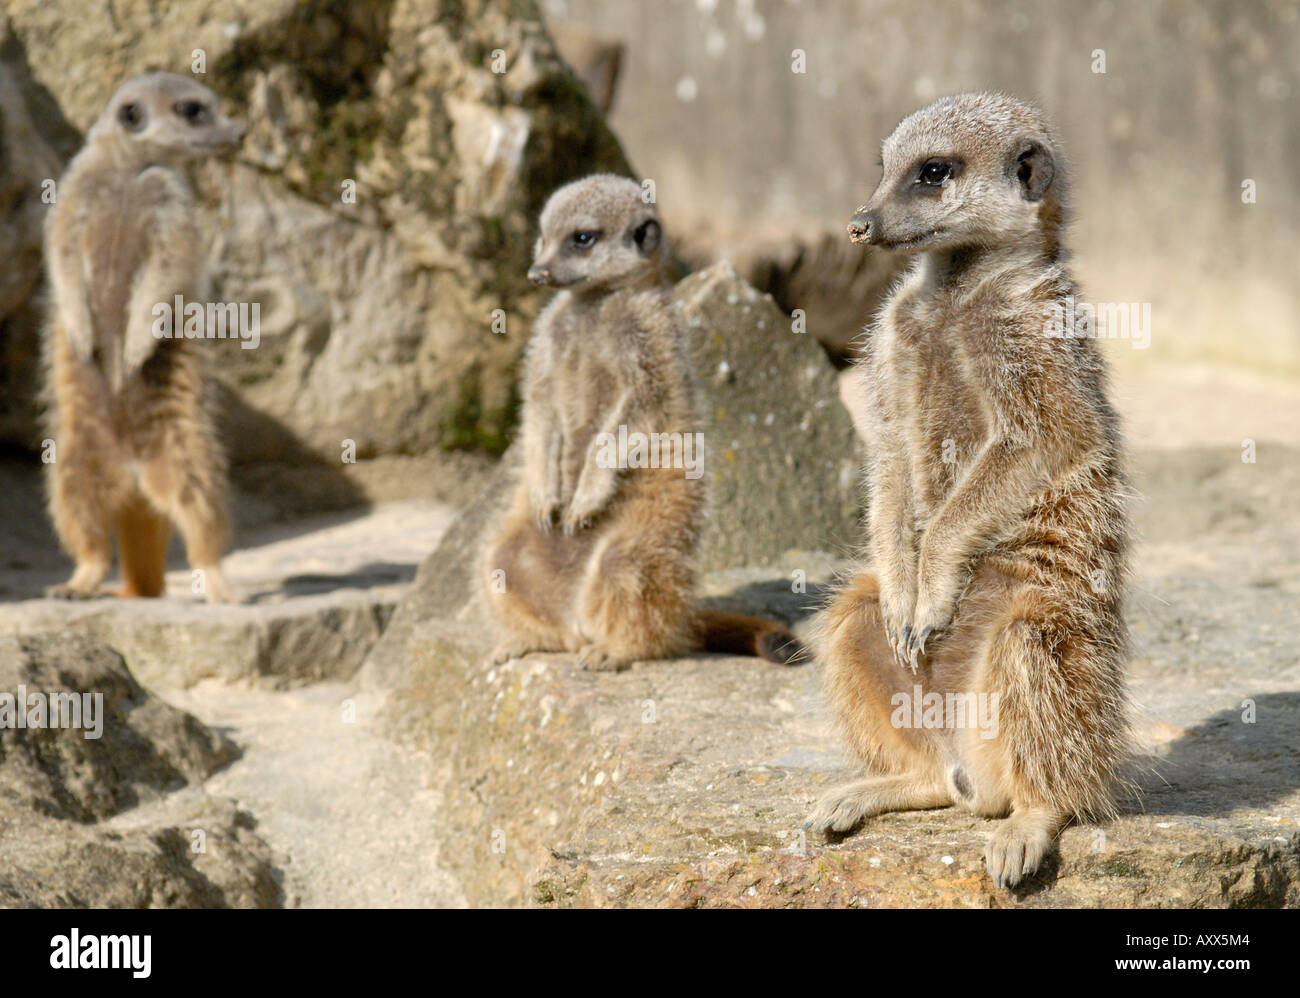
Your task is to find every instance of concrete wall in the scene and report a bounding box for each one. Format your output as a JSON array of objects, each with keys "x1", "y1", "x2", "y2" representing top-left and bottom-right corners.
[{"x1": 548, "y1": 0, "x2": 1300, "y2": 377}]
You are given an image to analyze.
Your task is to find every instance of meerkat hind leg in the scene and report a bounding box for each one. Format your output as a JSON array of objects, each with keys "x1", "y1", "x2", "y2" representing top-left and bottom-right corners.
[
  {"x1": 47, "y1": 561, "x2": 113, "y2": 599},
  {"x1": 984, "y1": 805, "x2": 1062, "y2": 888},
  {"x1": 139, "y1": 450, "x2": 233, "y2": 603},
  {"x1": 805, "y1": 774, "x2": 952, "y2": 835},
  {"x1": 46, "y1": 461, "x2": 116, "y2": 599}
]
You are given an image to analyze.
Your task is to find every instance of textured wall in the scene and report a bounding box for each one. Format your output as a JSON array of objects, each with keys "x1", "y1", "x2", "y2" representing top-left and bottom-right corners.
[{"x1": 549, "y1": 0, "x2": 1300, "y2": 375}]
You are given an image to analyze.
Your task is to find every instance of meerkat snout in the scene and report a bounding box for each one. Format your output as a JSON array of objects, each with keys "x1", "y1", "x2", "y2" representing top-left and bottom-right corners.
[{"x1": 847, "y1": 207, "x2": 874, "y2": 244}]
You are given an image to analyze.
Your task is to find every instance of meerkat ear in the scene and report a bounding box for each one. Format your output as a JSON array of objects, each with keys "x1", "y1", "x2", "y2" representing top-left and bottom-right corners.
[
  {"x1": 633, "y1": 218, "x2": 661, "y2": 255},
  {"x1": 1012, "y1": 135, "x2": 1055, "y2": 202}
]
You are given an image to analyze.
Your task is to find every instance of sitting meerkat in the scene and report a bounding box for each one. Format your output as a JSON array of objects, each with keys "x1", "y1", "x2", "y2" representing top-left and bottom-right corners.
[
  {"x1": 42, "y1": 73, "x2": 244, "y2": 601},
  {"x1": 483, "y1": 174, "x2": 799, "y2": 670},
  {"x1": 805, "y1": 94, "x2": 1132, "y2": 888}
]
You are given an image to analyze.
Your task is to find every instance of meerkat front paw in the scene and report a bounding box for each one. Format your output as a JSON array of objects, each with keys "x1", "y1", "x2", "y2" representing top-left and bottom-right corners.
[
  {"x1": 487, "y1": 640, "x2": 541, "y2": 666},
  {"x1": 907, "y1": 595, "x2": 955, "y2": 670},
  {"x1": 576, "y1": 643, "x2": 631, "y2": 671},
  {"x1": 560, "y1": 503, "x2": 596, "y2": 535},
  {"x1": 530, "y1": 493, "x2": 560, "y2": 532},
  {"x1": 878, "y1": 589, "x2": 917, "y2": 672},
  {"x1": 45, "y1": 582, "x2": 110, "y2": 600},
  {"x1": 909, "y1": 560, "x2": 961, "y2": 668}
]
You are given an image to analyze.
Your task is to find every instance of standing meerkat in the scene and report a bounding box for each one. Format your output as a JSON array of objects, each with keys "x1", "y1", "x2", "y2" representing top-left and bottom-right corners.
[
  {"x1": 483, "y1": 174, "x2": 799, "y2": 670},
  {"x1": 805, "y1": 94, "x2": 1132, "y2": 888},
  {"x1": 43, "y1": 73, "x2": 244, "y2": 601}
]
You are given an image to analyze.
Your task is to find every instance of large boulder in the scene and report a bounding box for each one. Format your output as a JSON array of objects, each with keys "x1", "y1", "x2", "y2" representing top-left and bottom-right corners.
[
  {"x1": 0, "y1": 633, "x2": 279, "y2": 907},
  {"x1": 371, "y1": 445, "x2": 1300, "y2": 908},
  {"x1": 2, "y1": 0, "x2": 632, "y2": 461},
  {"x1": 680, "y1": 229, "x2": 909, "y2": 368},
  {"x1": 0, "y1": 14, "x2": 79, "y2": 448},
  {"x1": 676, "y1": 262, "x2": 863, "y2": 569}
]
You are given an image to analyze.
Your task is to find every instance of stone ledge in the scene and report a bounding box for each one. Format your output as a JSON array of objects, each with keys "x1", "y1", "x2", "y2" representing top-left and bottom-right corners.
[{"x1": 387, "y1": 578, "x2": 1300, "y2": 908}]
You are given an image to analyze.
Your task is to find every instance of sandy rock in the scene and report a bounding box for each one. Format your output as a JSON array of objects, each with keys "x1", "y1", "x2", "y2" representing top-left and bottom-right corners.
[
  {"x1": 675, "y1": 262, "x2": 864, "y2": 569},
  {"x1": 0, "y1": 14, "x2": 78, "y2": 448},
  {"x1": 370, "y1": 444, "x2": 1300, "y2": 907},
  {"x1": 0, "y1": 633, "x2": 278, "y2": 908},
  {"x1": 386, "y1": 566, "x2": 1300, "y2": 908},
  {"x1": 0, "y1": 794, "x2": 280, "y2": 908},
  {"x1": 680, "y1": 229, "x2": 908, "y2": 368},
  {"x1": 0, "y1": 500, "x2": 455, "y2": 690},
  {"x1": 2, "y1": 0, "x2": 632, "y2": 461}
]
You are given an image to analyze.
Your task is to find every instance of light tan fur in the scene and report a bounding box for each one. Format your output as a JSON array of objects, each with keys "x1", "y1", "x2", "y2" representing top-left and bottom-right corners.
[
  {"x1": 483, "y1": 175, "x2": 798, "y2": 670},
  {"x1": 807, "y1": 94, "x2": 1132, "y2": 888},
  {"x1": 42, "y1": 73, "x2": 244, "y2": 602}
]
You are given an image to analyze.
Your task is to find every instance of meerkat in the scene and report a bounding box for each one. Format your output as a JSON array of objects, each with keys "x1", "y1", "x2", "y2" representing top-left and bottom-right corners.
[
  {"x1": 482, "y1": 174, "x2": 799, "y2": 670},
  {"x1": 805, "y1": 93, "x2": 1132, "y2": 888},
  {"x1": 42, "y1": 73, "x2": 244, "y2": 602}
]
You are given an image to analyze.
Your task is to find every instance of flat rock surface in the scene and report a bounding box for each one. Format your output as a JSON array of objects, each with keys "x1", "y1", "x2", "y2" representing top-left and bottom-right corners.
[
  {"x1": 374, "y1": 365, "x2": 1300, "y2": 907},
  {"x1": 0, "y1": 499, "x2": 454, "y2": 688},
  {"x1": 164, "y1": 682, "x2": 464, "y2": 908}
]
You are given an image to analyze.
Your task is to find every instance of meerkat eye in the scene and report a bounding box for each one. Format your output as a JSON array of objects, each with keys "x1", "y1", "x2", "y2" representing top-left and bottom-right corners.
[
  {"x1": 175, "y1": 100, "x2": 210, "y2": 125},
  {"x1": 117, "y1": 102, "x2": 145, "y2": 132},
  {"x1": 918, "y1": 161, "x2": 951, "y2": 185},
  {"x1": 570, "y1": 230, "x2": 600, "y2": 249}
]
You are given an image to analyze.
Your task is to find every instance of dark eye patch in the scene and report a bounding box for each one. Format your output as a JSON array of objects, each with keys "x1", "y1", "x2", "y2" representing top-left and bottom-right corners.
[
  {"x1": 174, "y1": 100, "x2": 210, "y2": 125},
  {"x1": 911, "y1": 157, "x2": 963, "y2": 190},
  {"x1": 117, "y1": 102, "x2": 145, "y2": 132},
  {"x1": 570, "y1": 230, "x2": 601, "y2": 250}
]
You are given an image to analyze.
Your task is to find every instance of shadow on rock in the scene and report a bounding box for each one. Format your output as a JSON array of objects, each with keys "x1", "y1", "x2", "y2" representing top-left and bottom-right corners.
[{"x1": 1134, "y1": 692, "x2": 1300, "y2": 819}]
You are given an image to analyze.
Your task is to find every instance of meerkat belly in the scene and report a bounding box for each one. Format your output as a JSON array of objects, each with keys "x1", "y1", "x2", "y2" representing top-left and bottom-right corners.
[{"x1": 898, "y1": 329, "x2": 989, "y2": 525}]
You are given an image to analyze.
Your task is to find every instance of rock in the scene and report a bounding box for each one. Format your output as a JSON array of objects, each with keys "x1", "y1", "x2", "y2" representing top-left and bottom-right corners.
[
  {"x1": 368, "y1": 444, "x2": 1300, "y2": 907},
  {"x1": 0, "y1": 632, "x2": 279, "y2": 907},
  {"x1": 384, "y1": 561, "x2": 1300, "y2": 908},
  {"x1": 0, "y1": 499, "x2": 455, "y2": 689},
  {"x1": 2, "y1": 0, "x2": 633, "y2": 461},
  {"x1": 0, "y1": 13, "x2": 78, "y2": 449},
  {"x1": 0, "y1": 633, "x2": 236, "y2": 822},
  {"x1": 549, "y1": 24, "x2": 624, "y2": 114},
  {"x1": 674, "y1": 262, "x2": 863, "y2": 570},
  {"x1": 683, "y1": 229, "x2": 909, "y2": 367},
  {"x1": 360, "y1": 446, "x2": 518, "y2": 689},
  {"x1": 0, "y1": 794, "x2": 280, "y2": 908}
]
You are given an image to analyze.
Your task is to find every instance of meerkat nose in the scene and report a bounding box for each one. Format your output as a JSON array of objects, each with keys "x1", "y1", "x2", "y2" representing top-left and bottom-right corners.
[
  {"x1": 527, "y1": 264, "x2": 552, "y2": 286},
  {"x1": 847, "y1": 210, "x2": 874, "y2": 244}
]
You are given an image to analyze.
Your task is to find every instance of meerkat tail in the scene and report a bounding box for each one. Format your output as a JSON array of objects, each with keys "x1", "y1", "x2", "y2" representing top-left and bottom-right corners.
[
  {"x1": 117, "y1": 496, "x2": 170, "y2": 598},
  {"x1": 695, "y1": 609, "x2": 803, "y2": 664}
]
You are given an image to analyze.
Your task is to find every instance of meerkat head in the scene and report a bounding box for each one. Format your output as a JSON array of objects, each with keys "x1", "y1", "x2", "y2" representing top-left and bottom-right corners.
[
  {"x1": 527, "y1": 174, "x2": 666, "y2": 292},
  {"x1": 848, "y1": 92, "x2": 1065, "y2": 256},
  {"x1": 87, "y1": 72, "x2": 245, "y2": 164}
]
